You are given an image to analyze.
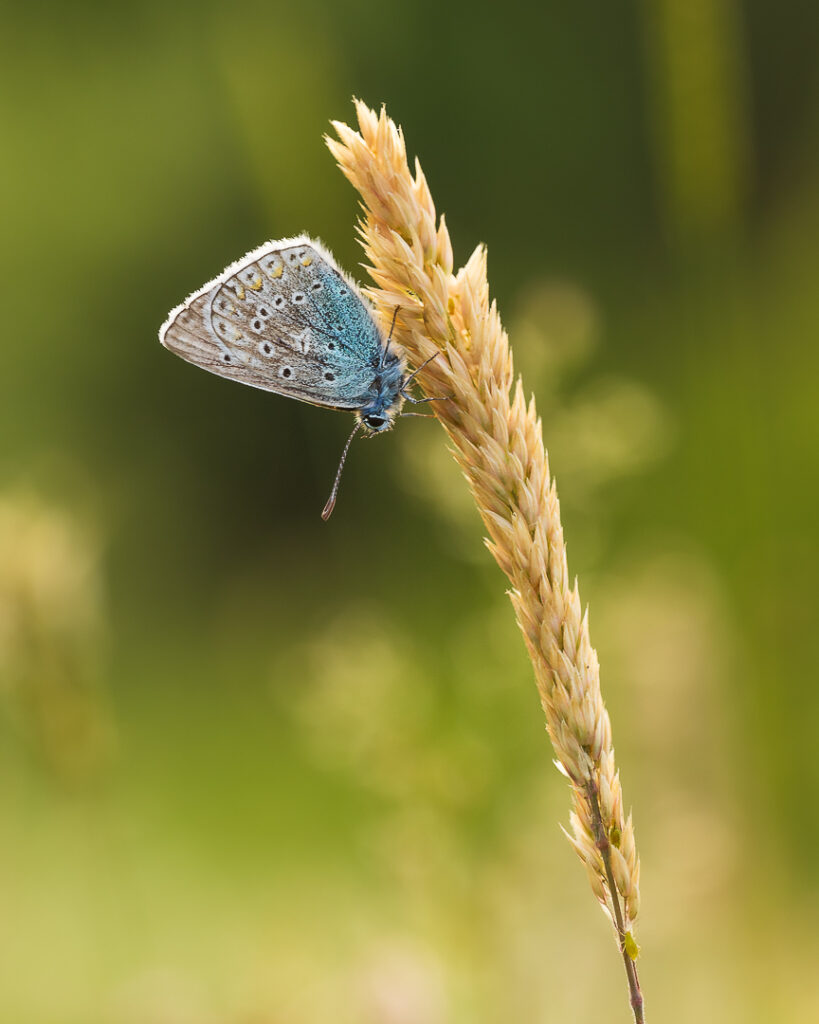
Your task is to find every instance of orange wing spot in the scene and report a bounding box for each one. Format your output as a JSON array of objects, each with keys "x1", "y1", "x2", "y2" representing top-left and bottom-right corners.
[
  {"x1": 249, "y1": 276, "x2": 263, "y2": 291},
  {"x1": 236, "y1": 285, "x2": 246, "y2": 300},
  {"x1": 270, "y1": 263, "x2": 284, "y2": 279},
  {"x1": 301, "y1": 256, "x2": 313, "y2": 267}
]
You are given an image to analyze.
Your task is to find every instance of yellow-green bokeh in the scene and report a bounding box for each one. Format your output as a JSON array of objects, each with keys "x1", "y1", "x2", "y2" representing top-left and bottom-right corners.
[{"x1": 2, "y1": 2, "x2": 818, "y2": 1021}]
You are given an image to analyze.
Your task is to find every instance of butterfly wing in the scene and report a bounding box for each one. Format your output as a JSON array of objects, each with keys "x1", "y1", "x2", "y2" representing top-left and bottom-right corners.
[{"x1": 160, "y1": 236, "x2": 386, "y2": 411}]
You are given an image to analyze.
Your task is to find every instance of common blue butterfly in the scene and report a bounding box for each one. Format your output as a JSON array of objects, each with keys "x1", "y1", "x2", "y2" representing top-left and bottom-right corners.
[{"x1": 159, "y1": 236, "x2": 436, "y2": 518}]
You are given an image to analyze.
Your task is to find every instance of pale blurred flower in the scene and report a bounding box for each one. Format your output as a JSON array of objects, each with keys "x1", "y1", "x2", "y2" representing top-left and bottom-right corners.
[
  {"x1": 288, "y1": 608, "x2": 495, "y2": 809},
  {"x1": 358, "y1": 943, "x2": 446, "y2": 1024},
  {"x1": 512, "y1": 280, "x2": 599, "y2": 388},
  {"x1": 110, "y1": 968, "x2": 217, "y2": 1024},
  {"x1": 287, "y1": 609, "x2": 428, "y2": 797},
  {"x1": 547, "y1": 377, "x2": 670, "y2": 498},
  {"x1": 596, "y1": 549, "x2": 741, "y2": 937},
  {"x1": 511, "y1": 282, "x2": 671, "y2": 502},
  {"x1": 596, "y1": 550, "x2": 735, "y2": 771},
  {"x1": 0, "y1": 492, "x2": 115, "y2": 782}
]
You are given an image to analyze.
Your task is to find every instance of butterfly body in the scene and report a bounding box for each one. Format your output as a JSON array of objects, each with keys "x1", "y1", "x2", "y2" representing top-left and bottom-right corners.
[{"x1": 159, "y1": 235, "x2": 406, "y2": 433}]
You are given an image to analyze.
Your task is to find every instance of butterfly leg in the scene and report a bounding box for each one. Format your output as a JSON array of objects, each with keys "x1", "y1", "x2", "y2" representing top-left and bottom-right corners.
[
  {"x1": 403, "y1": 351, "x2": 440, "y2": 386},
  {"x1": 401, "y1": 352, "x2": 447, "y2": 403},
  {"x1": 401, "y1": 392, "x2": 447, "y2": 404},
  {"x1": 381, "y1": 306, "x2": 402, "y2": 365}
]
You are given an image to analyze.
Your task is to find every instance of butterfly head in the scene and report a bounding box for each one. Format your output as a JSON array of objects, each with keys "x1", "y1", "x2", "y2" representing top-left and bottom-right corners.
[
  {"x1": 358, "y1": 404, "x2": 403, "y2": 435},
  {"x1": 362, "y1": 412, "x2": 389, "y2": 432}
]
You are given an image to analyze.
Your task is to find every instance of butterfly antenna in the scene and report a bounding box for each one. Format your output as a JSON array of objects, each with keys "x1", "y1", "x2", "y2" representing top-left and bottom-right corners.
[
  {"x1": 321, "y1": 421, "x2": 363, "y2": 521},
  {"x1": 381, "y1": 305, "x2": 401, "y2": 365}
]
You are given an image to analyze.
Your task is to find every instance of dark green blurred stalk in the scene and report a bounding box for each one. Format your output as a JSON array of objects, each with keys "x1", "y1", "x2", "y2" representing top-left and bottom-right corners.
[{"x1": 642, "y1": 0, "x2": 752, "y2": 248}]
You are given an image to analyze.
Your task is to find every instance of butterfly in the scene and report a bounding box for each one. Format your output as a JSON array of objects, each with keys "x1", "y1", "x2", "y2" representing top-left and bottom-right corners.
[{"x1": 159, "y1": 235, "x2": 437, "y2": 519}]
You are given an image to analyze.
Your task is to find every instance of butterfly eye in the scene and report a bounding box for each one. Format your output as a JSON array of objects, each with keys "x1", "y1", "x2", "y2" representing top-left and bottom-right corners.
[{"x1": 364, "y1": 414, "x2": 386, "y2": 429}]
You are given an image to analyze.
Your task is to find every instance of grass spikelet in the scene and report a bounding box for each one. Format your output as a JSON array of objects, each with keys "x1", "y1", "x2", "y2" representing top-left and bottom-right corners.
[{"x1": 328, "y1": 101, "x2": 645, "y2": 1022}]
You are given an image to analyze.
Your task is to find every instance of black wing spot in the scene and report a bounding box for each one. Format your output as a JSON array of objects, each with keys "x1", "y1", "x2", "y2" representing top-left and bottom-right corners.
[
  {"x1": 252, "y1": 319, "x2": 263, "y2": 331},
  {"x1": 293, "y1": 292, "x2": 305, "y2": 304},
  {"x1": 328, "y1": 342, "x2": 336, "y2": 350},
  {"x1": 281, "y1": 367, "x2": 292, "y2": 378},
  {"x1": 258, "y1": 307, "x2": 269, "y2": 317},
  {"x1": 311, "y1": 282, "x2": 322, "y2": 292},
  {"x1": 223, "y1": 354, "x2": 231, "y2": 363},
  {"x1": 274, "y1": 296, "x2": 284, "y2": 308},
  {"x1": 324, "y1": 372, "x2": 335, "y2": 381}
]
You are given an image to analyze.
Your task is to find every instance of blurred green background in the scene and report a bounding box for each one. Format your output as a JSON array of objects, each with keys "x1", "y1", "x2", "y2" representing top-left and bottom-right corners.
[{"x1": 1, "y1": 1, "x2": 818, "y2": 1021}]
